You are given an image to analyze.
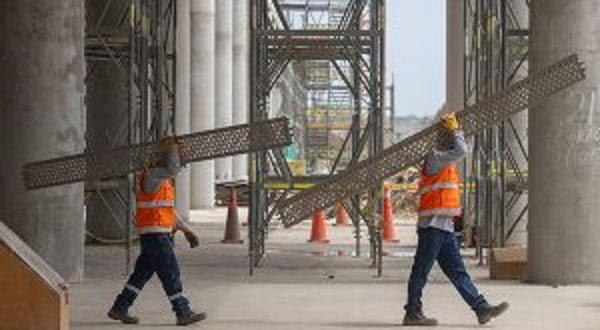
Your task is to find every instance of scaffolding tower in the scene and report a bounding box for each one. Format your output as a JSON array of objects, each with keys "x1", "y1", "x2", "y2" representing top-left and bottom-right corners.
[
  {"x1": 85, "y1": 0, "x2": 176, "y2": 273},
  {"x1": 297, "y1": 3, "x2": 355, "y2": 167},
  {"x1": 464, "y1": 0, "x2": 529, "y2": 263},
  {"x1": 249, "y1": 0, "x2": 386, "y2": 275}
]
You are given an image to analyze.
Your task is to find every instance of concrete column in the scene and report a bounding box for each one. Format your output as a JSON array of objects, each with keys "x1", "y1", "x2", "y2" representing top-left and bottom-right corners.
[
  {"x1": 215, "y1": 0, "x2": 233, "y2": 183},
  {"x1": 0, "y1": 1, "x2": 85, "y2": 281},
  {"x1": 233, "y1": 0, "x2": 249, "y2": 180},
  {"x1": 191, "y1": 0, "x2": 216, "y2": 209},
  {"x1": 446, "y1": 0, "x2": 464, "y2": 113},
  {"x1": 176, "y1": 0, "x2": 192, "y2": 217},
  {"x1": 446, "y1": 0, "x2": 471, "y2": 235},
  {"x1": 504, "y1": 0, "x2": 529, "y2": 246},
  {"x1": 529, "y1": 0, "x2": 600, "y2": 284}
]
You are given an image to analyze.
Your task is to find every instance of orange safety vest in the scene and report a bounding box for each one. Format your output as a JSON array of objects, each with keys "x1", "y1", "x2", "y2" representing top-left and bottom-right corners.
[
  {"x1": 135, "y1": 174, "x2": 176, "y2": 234},
  {"x1": 417, "y1": 165, "x2": 461, "y2": 218}
]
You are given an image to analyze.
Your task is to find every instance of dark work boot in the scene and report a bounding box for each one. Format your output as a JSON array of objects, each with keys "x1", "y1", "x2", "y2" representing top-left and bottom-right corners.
[
  {"x1": 176, "y1": 310, "x2": 207, "y2": 326},
  {"x1": 475, "y1": 301, "x2": 509, "y2": 325},
  {"x1": 402, "y1": 310, "x2": 438, "y2": 326},
  {"x1": 108, "y1": 307, "x2": 139, "y2": 324}
]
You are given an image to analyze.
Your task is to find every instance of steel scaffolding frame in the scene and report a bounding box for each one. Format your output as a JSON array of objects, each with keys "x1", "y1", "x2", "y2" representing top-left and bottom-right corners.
[
  {"x1": 384, "y1": 78, "x2": 395, "y2": 146},
  {"x1": 463, "y1": 0, "x2": 529, "y2": 263},
  {"x1": 298, "y1": 2, "x2": 354, "y2": 163},
  {"x1": 84, "y1": 0, "x2": 131, "y2": 250},
  {"x1": 249, "y1": 0, "x2": 386, "y2": 275},
  {"x1": 84, "y1": 0, "x2": 176, "y2": 273}
]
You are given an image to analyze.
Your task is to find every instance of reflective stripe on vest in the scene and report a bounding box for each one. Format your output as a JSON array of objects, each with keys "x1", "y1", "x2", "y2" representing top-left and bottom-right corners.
[
  {"x1": 137, "y1": 200, "x2": 176, "y2": 208},
  {"x1": 418, "y1": 165, "x2": 461, "y2": 218},
  {"x1": 417, "y1": 182, "x2": 460, "y2": 196}
]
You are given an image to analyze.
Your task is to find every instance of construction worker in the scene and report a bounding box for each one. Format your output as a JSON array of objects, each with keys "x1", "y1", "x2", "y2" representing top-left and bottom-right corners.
[
  {"x1": 108, "y1": 137, "x2": 206, "y2": 326},
  {"x1": 403, "y1": 113, "x2": 509, "y2": 326}
]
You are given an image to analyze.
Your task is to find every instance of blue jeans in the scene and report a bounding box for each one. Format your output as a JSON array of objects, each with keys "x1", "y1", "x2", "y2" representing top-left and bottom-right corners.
[
  {"x1": 405, "y1": 227, "x2": 485, "y2": 312},
  {"x1": 112, "y1": 233, "x2": 191, "y2": 316}
]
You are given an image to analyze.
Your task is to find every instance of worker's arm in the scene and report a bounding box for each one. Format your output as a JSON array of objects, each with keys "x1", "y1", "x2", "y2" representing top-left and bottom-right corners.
[
  {"x1": 143, "y1": 145, "x2": 181, "y2": 194},
  {"x1": 175, "y1": 211, "x2": 193, "y2": 233},
  {"x1": 175, "y1": 211, "x2": 199, "y2": 248},
  {"x1": 424, "y1": 130, "x2": 468, "y2": 176}
]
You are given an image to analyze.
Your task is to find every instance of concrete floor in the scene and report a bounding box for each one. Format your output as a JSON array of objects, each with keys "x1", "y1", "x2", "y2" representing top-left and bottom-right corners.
[{"x1": 71, "y1": 208, "x2": 600, "y2": 329}]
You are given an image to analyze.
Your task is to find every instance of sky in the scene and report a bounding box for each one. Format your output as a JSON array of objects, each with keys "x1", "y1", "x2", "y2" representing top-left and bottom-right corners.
[{"x1": 386, "y1": 1, "x2": 446, "y2": 118}]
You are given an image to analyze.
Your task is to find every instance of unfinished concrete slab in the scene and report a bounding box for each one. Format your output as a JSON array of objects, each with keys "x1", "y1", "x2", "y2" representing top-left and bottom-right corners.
[{"x1": 70, "y1": 211, "x2": 600, "y2": 329}]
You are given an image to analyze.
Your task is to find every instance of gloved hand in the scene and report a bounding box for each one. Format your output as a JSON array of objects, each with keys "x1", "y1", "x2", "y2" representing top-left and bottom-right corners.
[
  {"x1": 183, "y1": 231, "x2": 200, "y2": 249},
  {"x1": 158, "y1": 136, "x2": 183, "y2": 155},
  {"x1": 160, "y1": 136, "x2": 183, "y2": 147},
  {"x1": 178, "y1": 143, "x2": 191, "y2": 165},
  {"x1": 441, "y1": 112, "x2": 460, "y2": 131}
]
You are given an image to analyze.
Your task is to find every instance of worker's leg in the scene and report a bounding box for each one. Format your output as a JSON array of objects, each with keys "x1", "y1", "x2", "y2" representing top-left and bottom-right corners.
[
  {"x1": 111, "y1": 235, "x2": 156, "y2": 312},
  {"x1": 405, "y1": 227, "x2": 445, "y2": 312},
  {"x1": 149, "y1": 233, "x2": 192, "y2": 316},
  {"x1": 437, "y1": 231, "x2": 486, "y2": 310}
]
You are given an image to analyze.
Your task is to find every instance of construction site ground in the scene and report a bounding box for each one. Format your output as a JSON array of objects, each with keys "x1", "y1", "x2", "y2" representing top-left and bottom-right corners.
[{"x1": 71, "y1": 208, "x2": 600, "y2": 329}]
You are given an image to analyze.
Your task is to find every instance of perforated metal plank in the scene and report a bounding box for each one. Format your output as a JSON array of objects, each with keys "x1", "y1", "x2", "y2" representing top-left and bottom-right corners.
[
  {"x1": 23, "y1": 118, "x2": 292, "y2": 190},
  {"x1": 277, "y1": 54, "x2": 586, "y2": 228}
]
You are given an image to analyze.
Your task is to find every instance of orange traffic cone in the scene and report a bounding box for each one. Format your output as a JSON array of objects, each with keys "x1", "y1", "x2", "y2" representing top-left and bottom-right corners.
[
  {"x1": 308, "y1": 209, "x2": 330, "y2": 243},
  {"x1": 335, "y1": 203, "x2": 350, "y2": 226},
  {"x1": 222, "y1": 186, "x2": 244, "y2": 244},
  {"x1": 382, "y1": 186, "x2": 399, "y2": 243}
]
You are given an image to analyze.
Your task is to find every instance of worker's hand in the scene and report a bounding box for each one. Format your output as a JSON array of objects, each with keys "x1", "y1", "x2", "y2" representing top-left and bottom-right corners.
[
  {"x1": 183, "y1": 231, "x2": 200, "y2": 249},
  {"x1": 160, "y1": 136, "x2": 183, "y2": 146},
  {"x1": 441, "y1": 112, "x2": 460, "y2": 131},
  {"x1": 159, "y1": 136, "x2": 183, "y2": 153},
  {"x1": 178, "y1": 142, "x2": 191, "y2": 164}
]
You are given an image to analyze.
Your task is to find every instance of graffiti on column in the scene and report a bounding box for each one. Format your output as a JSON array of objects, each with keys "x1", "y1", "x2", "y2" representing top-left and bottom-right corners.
[{"x1": 563, "y1": 87, "x2": 600, "y2": 173}]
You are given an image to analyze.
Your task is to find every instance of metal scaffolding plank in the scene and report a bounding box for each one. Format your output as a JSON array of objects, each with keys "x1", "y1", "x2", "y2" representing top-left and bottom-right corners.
[
  {"x1": 277, "y1": 54, "x2": 586, "y2": 228},
  {"x1": 23, "y1": 118, "x2": 292, "y2": 190}
]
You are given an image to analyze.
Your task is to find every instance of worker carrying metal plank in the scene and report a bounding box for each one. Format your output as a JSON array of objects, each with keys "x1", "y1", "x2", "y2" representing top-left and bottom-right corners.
[
  {"x1": 107, "y1": 137, "x2": 206, "y2": 326},
  {"x1": 403, "y1": 113, "x2": 509, "y2": 326}
]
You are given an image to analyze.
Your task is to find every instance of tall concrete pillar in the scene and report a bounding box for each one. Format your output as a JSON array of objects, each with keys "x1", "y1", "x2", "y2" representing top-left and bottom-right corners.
[
  {"x1": 233, "y1": 0, "x2": 250, "y2": 180},
  {"x1": 504, "y1": 0, "x2": 529, "y2": 246},
  {"x1": 0, "y1": 1, "x2": 85, "y2": 281},
  {"x1": 529, "y1": 0, "x2": 600, "y2": 284},
  {"x1": 215, "y1": 0, "x2": 233, "y2": 183},
  {"x1": 446, "y1": 0, "x2": 464, "y2": 113},
  {"x1": 191, "y1": 0, "x2": 216, "y2": 209},
  {"x1": 176, "y1": 0, "x2": 192, "y2": 217},
  {"x1": 446, "y1": 0, "x2": 470, "y2": 233}
]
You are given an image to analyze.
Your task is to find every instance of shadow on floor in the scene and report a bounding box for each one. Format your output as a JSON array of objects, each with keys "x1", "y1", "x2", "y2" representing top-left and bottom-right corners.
[
  {"x1": 324, "y1": 322, "x2": 401, "y2": 328},
  {"x1": 582, "y1": 302, "x2": 600, "y2": 310},
  {"x1": 328, "y1": 322, "x2": 490, "y2": 329}
]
